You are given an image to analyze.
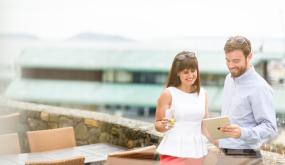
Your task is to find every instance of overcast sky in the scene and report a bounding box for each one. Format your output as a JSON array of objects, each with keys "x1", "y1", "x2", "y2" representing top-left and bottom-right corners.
[{"x1": 1, "y1": 0, "x2": 285, "y2": 40}]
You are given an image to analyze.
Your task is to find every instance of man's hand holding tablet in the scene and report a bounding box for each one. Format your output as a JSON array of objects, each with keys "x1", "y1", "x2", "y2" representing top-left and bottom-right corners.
[{"x1": 202, "y1": 116, "x2": 231, "y2": 140}]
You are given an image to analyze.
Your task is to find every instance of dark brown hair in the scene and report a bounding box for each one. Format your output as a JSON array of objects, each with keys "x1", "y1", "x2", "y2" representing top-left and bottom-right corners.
[
  {"x1": 224, "y1": 36, "x2": 251, "y2": 57},
  {"x1": 166, "y1": 51, "x2": 200, "y2": 94}
]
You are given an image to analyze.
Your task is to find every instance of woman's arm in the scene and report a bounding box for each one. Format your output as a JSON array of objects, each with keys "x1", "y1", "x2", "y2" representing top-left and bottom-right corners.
[
  {"x1": 155, "y1": 89, "x2": 172, "y2": 133},
  {"x1": 202, "y1": 91, "x2": 218, "y2": 146}
]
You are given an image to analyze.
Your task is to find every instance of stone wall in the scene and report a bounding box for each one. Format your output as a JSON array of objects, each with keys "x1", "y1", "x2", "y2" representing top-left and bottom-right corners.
[
  {"x1": 0, "y1": 98, "x2": 162, "y2": 152},
  {"x1": 24, "y1": 111, "x2": 161, "y2": 148}
]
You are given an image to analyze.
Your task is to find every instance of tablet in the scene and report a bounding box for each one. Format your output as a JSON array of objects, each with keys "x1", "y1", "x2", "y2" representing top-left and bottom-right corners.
[{"x1": 202, "y1": 116, "x2": 230, "y2": 140}]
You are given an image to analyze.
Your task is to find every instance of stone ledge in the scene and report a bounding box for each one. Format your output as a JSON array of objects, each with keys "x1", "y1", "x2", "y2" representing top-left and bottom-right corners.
[
  {"x1": 0, "y1": 98, "x2": 163, "y2": 150},
  {"x1": 0, "y1": 98, "x2": 162, "y2": 136}
]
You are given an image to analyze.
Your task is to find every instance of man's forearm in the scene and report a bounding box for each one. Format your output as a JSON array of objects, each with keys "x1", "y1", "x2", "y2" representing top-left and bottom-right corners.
[{"x1": 240, "y1": 122, "x2": 277, "y2": 144}]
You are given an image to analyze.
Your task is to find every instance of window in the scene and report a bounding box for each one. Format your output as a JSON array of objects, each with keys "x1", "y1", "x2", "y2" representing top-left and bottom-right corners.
[{"x1": 21, "y1": 68, "x2": 103, "y2": 81}]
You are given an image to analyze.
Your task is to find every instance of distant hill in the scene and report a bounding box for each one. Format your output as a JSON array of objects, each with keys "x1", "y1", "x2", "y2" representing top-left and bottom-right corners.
[
  {"x1": 0, "y1": 33, "x2": 39, "y2": 40},
  {"x1": 68, "y1": 32, "x2": 135, "y2": 42}
]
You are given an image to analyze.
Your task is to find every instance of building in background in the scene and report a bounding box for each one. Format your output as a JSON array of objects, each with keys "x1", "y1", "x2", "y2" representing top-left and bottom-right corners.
[
  {"x1": 0, "y1": 33, "x2": 41, "y2": 94},
  {"x1": 4, "y1": 48, "x2": 285, "y2": 122}
]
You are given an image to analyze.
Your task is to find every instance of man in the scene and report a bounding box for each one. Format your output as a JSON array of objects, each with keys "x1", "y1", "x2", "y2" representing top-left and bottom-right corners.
[{"x1": 216, "y1": 36, "x2": 278, "y2": 164}]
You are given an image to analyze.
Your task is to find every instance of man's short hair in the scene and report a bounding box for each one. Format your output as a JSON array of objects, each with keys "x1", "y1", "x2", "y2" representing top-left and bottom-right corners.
[{"x1": 224, "y1": 36, "x2": 251, "y2": 57}]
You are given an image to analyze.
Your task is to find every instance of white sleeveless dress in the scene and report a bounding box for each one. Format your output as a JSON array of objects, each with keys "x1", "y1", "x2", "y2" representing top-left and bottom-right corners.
[{"x1": 156, "y1": 87, "x2": 208, "y2": 158}]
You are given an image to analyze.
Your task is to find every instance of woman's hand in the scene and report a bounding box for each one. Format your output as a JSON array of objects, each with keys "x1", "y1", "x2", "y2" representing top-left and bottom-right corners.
[
  {"x1": 155, "y1": 119, "x2": 173, "y2": 132},
  {"x1": 211, "y1": 139, "x2": 219, "y2": 147}
]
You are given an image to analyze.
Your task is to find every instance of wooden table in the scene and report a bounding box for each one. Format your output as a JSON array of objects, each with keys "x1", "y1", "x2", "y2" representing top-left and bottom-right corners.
[{"x1": 0, "y1": 143, "x2": 126, "y2": 165}]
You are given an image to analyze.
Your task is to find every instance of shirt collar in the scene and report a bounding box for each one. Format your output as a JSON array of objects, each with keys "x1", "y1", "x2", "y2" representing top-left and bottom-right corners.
[{"x1": 232, "y1": 66, "x2": 255, "y2": 83}]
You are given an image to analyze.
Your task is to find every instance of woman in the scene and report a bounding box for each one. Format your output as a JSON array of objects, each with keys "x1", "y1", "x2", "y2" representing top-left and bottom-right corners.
[{"x1": 155, "y1": 51, "x2": 215, "y2": 165}]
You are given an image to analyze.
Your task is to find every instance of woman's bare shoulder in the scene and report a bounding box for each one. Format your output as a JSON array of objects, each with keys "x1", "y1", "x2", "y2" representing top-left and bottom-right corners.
[{"x1": 158, "y1": 88, "x2": 172, "y2": 102}]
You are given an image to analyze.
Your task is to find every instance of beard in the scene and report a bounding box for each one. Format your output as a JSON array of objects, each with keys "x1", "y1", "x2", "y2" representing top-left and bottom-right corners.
[{"x1": 229, "y1": 63, "x2": 248, "y2": 77}]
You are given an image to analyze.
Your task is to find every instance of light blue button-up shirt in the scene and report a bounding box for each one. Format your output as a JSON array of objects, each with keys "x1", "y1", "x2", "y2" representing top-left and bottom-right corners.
[{"x1": 219, "y1": 66, "x2": 278, "y2": 149}]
